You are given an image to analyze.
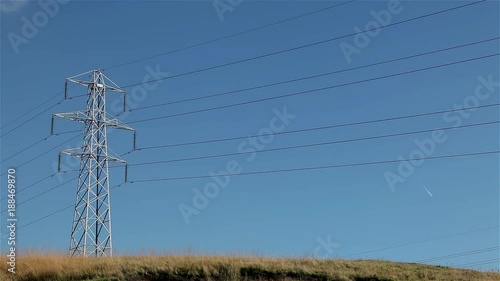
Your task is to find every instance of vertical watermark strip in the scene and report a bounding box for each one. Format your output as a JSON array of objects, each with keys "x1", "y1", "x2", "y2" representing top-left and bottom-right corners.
[{"x1": 6, "y1": 168, "x2": 17, "y2": 274}]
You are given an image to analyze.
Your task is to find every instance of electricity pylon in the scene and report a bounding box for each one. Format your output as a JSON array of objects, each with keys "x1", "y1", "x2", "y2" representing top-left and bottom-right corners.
[{"x1": 52, "y1": 70, "x2": 135, "y2": 257}]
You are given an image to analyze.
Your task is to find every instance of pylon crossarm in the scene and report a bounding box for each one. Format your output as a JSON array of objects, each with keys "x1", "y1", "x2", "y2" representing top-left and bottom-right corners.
[
  {"x1": 107, "y1": 155, "x2": 127, "y2": 164},
  {"x1": 66, "y1": 70, "x2": 98, "y2": 87},
  {"x1": 61, "y1": 149, "x2": 126, "y2": 164},
  {"x1": 53, "y1": 111, "x2": 89, "y2": 124},
  {"x1": 105, "y1": 86, "x2": 125, "y2": 93},
  {"x1": 106, "y1": 117, "x2": 134, "y2": 131},
  {"x1": 67, "y1": 79, "x2": 123, "y2": 93},
  {"x1": 53, "y1": 111, "x2": 134, "y2": 131},
  {"x1": 67, "y1": 73, "x2": 125, "y2": 93},
  {"x1": 67, "y1": 70, "x2": 95, "y2": 80},
  {"x1": 66, "y1": 78, "x2": 89, "y2": 87},
  {"x1": 100, "y1": 72, "x2": 126, "y2": 93}
]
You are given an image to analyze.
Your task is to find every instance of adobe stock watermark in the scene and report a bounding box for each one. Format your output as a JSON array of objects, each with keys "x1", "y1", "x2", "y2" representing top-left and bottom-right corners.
[
  {"x1": 7, "y1": 0, "x2": 70, "y2": 54},
  {"x1": 213, "y1": 0, "x2": 242, "y2": 21},
  {"x1": 53, "y1": 64, "x2": 170, "y2": 181},
  {"x1": 384, "y1": 74, "x2": 499, "y2": 192},
  {"x1": 313, "y1": 235, "x2": 340, "y2": 259},
  {"x1": 178, "y1": 106, "x2": 296, "y2": 224},
  {"x1": 339, "y1": 0, "x2": 410, "y2": 63}
]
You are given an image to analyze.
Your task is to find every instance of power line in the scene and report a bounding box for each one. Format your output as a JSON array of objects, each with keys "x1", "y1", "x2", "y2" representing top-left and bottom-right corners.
[
  {"x1": 0, "y1": 85, "x2": 81, "y2": 138},
  {"x1": 415, "y1": 246, "x2": 499, "y2": 263},
  {"x1": 6, "y1": 0, "x2": 494, "y2": 261},
  {"x1": 129, "y1": 104, "x2": 500, "y2": 152},
  {"x1": 128, "y1": 37, "x2": 499, "y2": 113},
  {"x1": 1, "y1": 99, "x2": 64, "y2": 137},
  {"x1": 2, "y1": 0, "x2": 492, "y2": 254},
  {"x1": 0, "y1": 134, "x2": 82, "y2": 177},
  {"x1": 127, "y1": 53, "x2": 499, "y2": 124},
  {"x1": 30, "y1": 121, "x2": 500, "y2": 215},
  {"x1": 1, "y1": 177, "x2": 78, "y2": 214},
  {"x1": 5, "y1": 92, "x2": 490, "y2": 215},
  {"x1": 0, "y1": 1, "x2": 355, "y2": 136},
  {"x1": 1, "y1": 137, "x2": 49, "y2": 163},
  {"x1": 0, "y1": 173, "x2": 56, "y2": 201},
  {"x1": 127, "y1": 120, "x2": 499, "y2": 167},
  {"x1": 0, "y1": 1, "x2": 486, "y2": 144},
  {"x1": 0, "y1": 1, "x2": 486, "y2": 137},
  {"x1": 10, "y1": 72, "x2": 498, "y2": 225},
  {"x1": 103, "y1": 0, "x2": 357, "y2": 71},
  {"x1": 130, "y1": 150, "x2": 500, "y2": 183},
  {"x1": 1, "y1": 130, "x2": 80, "y2": 164},
  {"x1": 15, "y1": 134, "x2": 81, "y2": 170},
  {"x1": 121, "y1": 0, "x2": 487, "y2": 89},
  {"x1": 134, "y1": 104, "x2": 500, "y2": 148},
  {"x1": 343, "y1": 226, "x2": 499, "y2": 258},
  {"x1": 0, "y1": 90, "x2": 62, "y2": 131},
  {"x1": 37, "y1": 121, "x2": 500, "y2": 206},
  {"x1": 13, "y1": 204, "x2": 74, "y2": 233},
  {"x1": 457, "y1": 258, "x2": 500, "y2": 268},
  {"x1": 7, "y1": 184, "x2": 497, "y2": 263},
  {"x1": 7, "y1": 184, "x2": 498, "y2": 264},
  {"x1": 0, "y1": 183, "x2": 127, "y2": 237}
]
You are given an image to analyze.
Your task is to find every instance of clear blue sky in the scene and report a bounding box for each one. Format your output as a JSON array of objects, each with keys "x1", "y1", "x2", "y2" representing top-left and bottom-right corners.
[{"x1": 1, "y1": 0, "x2": 499, "y2": 270}]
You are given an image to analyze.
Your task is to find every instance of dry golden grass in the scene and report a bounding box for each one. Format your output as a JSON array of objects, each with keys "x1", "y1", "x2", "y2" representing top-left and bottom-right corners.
[{"x1": 0, "y1": 253, "x2": 499, "y2": 281}]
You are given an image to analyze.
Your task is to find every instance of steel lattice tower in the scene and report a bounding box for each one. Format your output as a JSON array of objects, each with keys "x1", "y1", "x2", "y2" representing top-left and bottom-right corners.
[{"x1": 52, "y1": 70, "x2": 135, "y2": 257}]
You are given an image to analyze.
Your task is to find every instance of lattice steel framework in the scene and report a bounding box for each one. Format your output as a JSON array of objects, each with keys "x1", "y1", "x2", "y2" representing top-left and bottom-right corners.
[{"x1": 52, "y1": 70, "x2": 135, "y2": 257}]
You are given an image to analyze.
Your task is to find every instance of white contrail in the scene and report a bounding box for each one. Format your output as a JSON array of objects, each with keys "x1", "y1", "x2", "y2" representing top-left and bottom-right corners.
[{"x1": 420, "y1": 182, "x2": 433, "y2": 197}]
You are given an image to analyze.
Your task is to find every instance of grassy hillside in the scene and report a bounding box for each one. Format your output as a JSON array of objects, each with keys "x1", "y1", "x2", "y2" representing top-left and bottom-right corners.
[{"x1": 1, "y1": 254, "x2": 499, "y2": 281}]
